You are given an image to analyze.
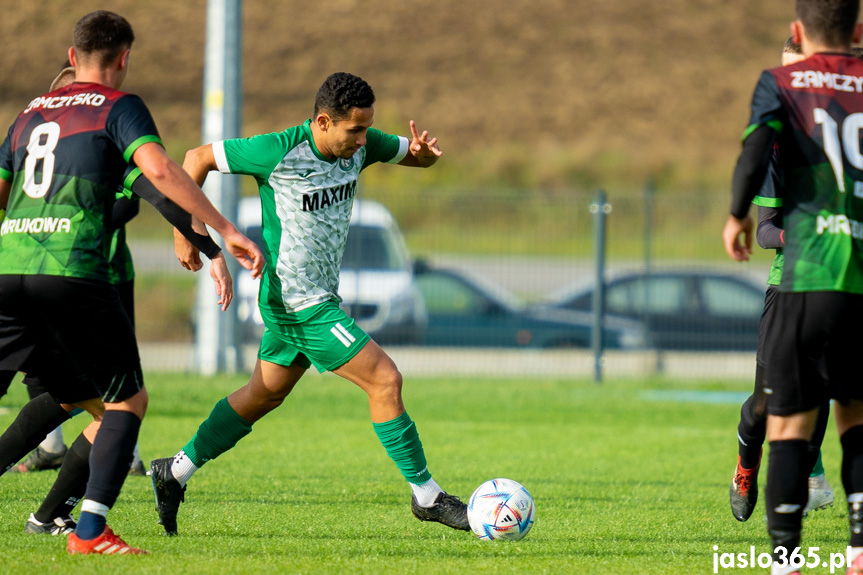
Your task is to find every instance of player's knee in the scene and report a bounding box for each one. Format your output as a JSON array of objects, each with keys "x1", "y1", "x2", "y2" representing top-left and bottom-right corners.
[{"x1": 374, "y1": 368, "x2": 403, "y2": 403}]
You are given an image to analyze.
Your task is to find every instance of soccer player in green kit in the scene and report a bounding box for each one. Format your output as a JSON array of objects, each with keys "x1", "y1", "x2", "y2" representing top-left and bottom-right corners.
[{"x1": 150, "y1": 72, "x2": 471, "y2": 535}]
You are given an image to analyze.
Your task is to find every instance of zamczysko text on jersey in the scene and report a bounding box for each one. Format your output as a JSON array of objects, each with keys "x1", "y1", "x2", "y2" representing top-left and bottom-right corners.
[
  {"x1": 23, "y1": 93, "x2": 107, "y2": 114},
  {"x1": 790, "y1": 70, "x2": 863, "y2": 92}
]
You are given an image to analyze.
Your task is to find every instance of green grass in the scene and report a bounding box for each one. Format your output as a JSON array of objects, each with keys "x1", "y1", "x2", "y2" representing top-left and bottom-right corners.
[{"x1": 0, "y1": 373, "x2": 848, "y2": 574}]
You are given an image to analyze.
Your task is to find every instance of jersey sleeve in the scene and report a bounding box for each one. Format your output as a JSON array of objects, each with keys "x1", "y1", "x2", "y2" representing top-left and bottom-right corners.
[
  {"x1": 362, "y1": 128, "x2": 409, "y2": 170},
  {"x1": 752, "y1": 149, "x2": 783, "y2": 208},
  {"x1": 119, "y1": 166, "x2": 143, "y2": 200},
  {"x1": 105, "y1": 94, "x2": 163, "y2": 163},
  {"x1": 213, "y1": 132, "x2": 290, "y2": 178},
  {"x1": 742, "y1": 71, "x2": 786, "y2": 141}
]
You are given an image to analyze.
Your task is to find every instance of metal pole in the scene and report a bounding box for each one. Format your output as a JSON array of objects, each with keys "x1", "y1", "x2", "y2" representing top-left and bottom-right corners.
[
  {"x1": 194, "y1": 0, "x2": 243, "y2": 374},
  {"x1": 643, "y1": 178, "x2": 663, "y2": 373},
  {"x1": 589, "y1": 190, "x2": 611, "y2": 383},
  {"x1": 644, "y1": 179, "x2": 654, "y2": 276}
]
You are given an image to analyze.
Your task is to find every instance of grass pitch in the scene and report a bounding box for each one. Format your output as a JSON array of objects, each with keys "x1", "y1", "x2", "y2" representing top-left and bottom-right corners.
[{"x1": 0, "y1": 372, "x2": 849, "y2": 574}]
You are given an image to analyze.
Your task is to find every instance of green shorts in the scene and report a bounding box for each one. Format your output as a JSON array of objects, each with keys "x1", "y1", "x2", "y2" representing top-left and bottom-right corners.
[{"x1": 258, "y1": 299, "x2": 370, "y2": 372}]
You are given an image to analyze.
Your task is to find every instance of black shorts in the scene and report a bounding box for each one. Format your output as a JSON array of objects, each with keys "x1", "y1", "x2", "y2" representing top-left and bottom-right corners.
[
  {"x1": 765, "y1": 290, "x2": 863, "y2": 416},
  {"x1": 0, "y1": 275, "x2": 143, "y2": 404}
]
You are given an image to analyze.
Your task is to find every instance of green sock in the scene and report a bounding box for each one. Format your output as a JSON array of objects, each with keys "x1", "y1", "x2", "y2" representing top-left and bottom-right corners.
[
  {"x1": 182, "y1": 398, "x2": 253, "y2": 468},
  {"x1": 810, "y1": 450, "x2": 825, "y2": 477},
  {"x1": 373, "y1": 411, "x2": 432, "y2": 485}
]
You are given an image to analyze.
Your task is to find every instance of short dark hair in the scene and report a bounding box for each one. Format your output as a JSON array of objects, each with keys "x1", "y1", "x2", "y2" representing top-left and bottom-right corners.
[
  {"x1": 796, "y1": 0, "x2": 860, "y2": 46},
  {"x1": 73, "y1": 11, "x2": 135, "y2": 67},
  {"x1": 783, "y1": 36, "x2": 803, "y2": 55},
  {"x1": 313, "y1": 73, "x2": 375, "y2": 120}
]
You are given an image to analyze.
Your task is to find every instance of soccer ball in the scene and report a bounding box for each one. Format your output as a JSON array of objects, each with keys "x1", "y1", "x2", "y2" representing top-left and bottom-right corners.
[{"x1": 467, "y1": 478, "x2": 535, "y2": 541}]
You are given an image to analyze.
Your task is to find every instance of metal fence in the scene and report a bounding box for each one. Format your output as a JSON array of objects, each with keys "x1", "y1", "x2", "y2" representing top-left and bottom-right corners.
[{"x1": 130, "y1": 187, "x2": 773, "y2": 381}]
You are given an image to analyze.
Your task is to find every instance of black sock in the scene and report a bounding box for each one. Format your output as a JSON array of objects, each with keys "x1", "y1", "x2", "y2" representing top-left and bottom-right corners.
[
  {"x1": 82, "y1": 410, "x2": 140, "y2": 509},
  {"x1": 766, "y1": 439, "x2": 810, "y2": 561},
  {"x1": 841, "y1": 426, "x2": 863, "y2": 547},
  {"x1": 34, "y1": 432, "x2": 92, "y2": 523},
  {"x1": 0, "y1": 393, "x2": 70, "y2": 475},
  {"x1": 738, "y1": 391, "x2": 766, "y2": 469}
]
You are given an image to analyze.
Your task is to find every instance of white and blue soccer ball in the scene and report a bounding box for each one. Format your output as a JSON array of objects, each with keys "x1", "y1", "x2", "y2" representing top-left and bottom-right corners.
[{"x1": 467, "y1": 478, "x2": 535, "y2": 541}]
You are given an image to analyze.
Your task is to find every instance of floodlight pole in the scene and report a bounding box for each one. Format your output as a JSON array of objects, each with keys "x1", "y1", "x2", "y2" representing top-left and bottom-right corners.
[
  {"x1": 194, "y1": 0, "x2": 243, "y2": 374},
  {"x1": 590, "y1": 191, "x2": 611, "y2": 384}
]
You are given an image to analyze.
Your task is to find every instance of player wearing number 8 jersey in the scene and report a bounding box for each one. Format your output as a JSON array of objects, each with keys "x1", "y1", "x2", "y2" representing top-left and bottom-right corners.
[
  {"x1": 721, "y1": 1, "x2": 863, "y2": 573},
  {"x1": 0, "y1": 11, "x2": 262, "y2": 555}
]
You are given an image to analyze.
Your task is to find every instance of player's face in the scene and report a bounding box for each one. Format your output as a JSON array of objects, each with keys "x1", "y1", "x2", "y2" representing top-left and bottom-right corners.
[{"x1": 326, "y1": 106, "x2": 374, "y2": 159}]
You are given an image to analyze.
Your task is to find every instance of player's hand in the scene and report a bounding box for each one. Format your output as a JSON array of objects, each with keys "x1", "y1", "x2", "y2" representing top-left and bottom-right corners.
[
  {"x1": 408, "y1": 120, "x2": 442, "y2": 167},
  {"x1": 722, "y1": 214, "x2": 753, "y2": 261},
  {"x1": 222, "y1": 226, "x2": 265, "y2": 279},
  {"x1": 208, "y1": 252, "x2": 234, "y2": 311},
  {"x1": 174, "y1": 228, "x2": 203, "y2": 271}
]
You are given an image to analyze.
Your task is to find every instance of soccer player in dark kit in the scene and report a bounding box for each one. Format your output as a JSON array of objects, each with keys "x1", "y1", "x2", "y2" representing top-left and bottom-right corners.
[
  {"x1": 722, "y1": 1, "x2": 863, "y2": 573},
  {"x1": 0, "y1": 11, "x2": 262, "y2": 554}
]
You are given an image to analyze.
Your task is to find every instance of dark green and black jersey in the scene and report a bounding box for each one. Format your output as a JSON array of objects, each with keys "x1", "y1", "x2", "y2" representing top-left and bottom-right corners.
[
  {"x1": 0, "y1": 82, "x2": 161, "y2": 281},
  {"x1": 745, "y1": 53, "x2": 863, "y2": 293}
]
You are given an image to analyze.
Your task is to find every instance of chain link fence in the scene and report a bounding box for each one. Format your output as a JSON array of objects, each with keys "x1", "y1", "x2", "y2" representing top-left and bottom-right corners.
[{"x1": 131, "y1": 187, "x2": 773, "y2": 380}]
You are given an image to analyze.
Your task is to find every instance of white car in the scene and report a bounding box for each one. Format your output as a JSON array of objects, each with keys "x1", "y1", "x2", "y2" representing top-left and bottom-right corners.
[{"x1": 236, "y1": 198, "x2": 427, "y2": 344}]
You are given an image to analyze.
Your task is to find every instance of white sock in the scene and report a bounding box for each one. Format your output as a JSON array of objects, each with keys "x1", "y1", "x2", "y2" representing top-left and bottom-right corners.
[
  {"x1": 170, "y1": 450, "x2": 198, "y2": 487},
  {"x1": 410, "y1": 477, "x2": 443, "y2": 508},
  {"x1": 80, "y1": 499, "x2": 110, "y2": 517},
  {"x1": 39, "y1": 425, "x2": 65, "y2": 454}
]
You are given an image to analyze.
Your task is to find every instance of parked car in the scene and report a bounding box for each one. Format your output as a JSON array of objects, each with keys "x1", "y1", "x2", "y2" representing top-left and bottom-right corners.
[
  {"x1": 412, "y1": 260, "x2": 645, "y2": 349},
  {"x1": 547, "y1": 270, "x2": 765, "y2": 351},
  {"x1": 236, "y1": 198, "x2": 426, "y2": 344}
]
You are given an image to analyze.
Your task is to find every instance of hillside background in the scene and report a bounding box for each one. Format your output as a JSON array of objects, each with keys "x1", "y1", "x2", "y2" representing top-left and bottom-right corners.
[{"x1": 1, "y1": 0, "x2": 795, "y2": 194}]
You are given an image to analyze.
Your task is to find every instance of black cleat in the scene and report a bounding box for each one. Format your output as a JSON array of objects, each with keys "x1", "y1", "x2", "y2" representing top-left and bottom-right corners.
[
  {"x1": 730, "y1": 455, "x2": 759, "y2": 522},
  {"x1": 149, "y1": 458, "x2": 185, "y2": 536},
  {"x1": 24, "y1": 513, "x2": 76, "y2": 536},
  {"x1": 411, "y1": 492, "x2": 470, "y2": 531}
]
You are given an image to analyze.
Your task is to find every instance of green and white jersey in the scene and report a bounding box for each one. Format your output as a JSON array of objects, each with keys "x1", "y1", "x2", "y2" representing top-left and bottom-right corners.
[{"x1": 213, "y1": 119, "x2": 408, "y2": 314}]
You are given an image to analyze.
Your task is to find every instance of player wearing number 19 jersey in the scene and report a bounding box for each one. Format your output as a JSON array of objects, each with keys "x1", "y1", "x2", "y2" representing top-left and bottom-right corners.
[{"x1": 722, "y1": 2, "x2": 863, "y2": 572}]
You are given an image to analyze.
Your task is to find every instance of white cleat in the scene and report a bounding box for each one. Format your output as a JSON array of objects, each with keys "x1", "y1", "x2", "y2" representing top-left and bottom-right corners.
[{"x1": 803, "y1": 473, "x2": 834, "y2": 516}]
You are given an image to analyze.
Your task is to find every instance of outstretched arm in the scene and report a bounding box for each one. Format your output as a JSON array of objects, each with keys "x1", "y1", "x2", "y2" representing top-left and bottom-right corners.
[
  {"x1": 397, "y1": 120, "x2": 443, "y2": 168},
  {"x1": 131, "y1": 142, "x2": 264, "y2": 278},
  {"x1": 130, "y1": 174, "x2": 222, "y2": 261}
]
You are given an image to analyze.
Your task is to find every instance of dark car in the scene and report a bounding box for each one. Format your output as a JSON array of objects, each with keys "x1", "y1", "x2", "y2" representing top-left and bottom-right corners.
[
  {"x1": 413, "y1": 261, "x2": 645, "y2": 349},
  {"x1": 548, "y1": 270, "x2": 765, "y2": 351}
]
